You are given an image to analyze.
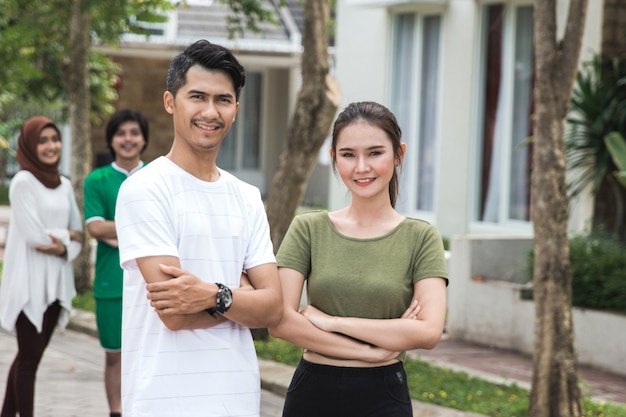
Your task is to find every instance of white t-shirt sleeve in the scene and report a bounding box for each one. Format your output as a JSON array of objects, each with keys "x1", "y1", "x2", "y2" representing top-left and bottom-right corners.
[{"x1": 115, "y1": 174, "x2": 178, "y2": 268}]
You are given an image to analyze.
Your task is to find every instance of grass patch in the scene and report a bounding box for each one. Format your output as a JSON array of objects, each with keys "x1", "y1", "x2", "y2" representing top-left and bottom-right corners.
[
  {"x1": 0, "y1": 185, "x2": 8, "y2": 206},
  {"x1": 72, "y1": 289, "x2": 96, "y2": 312},
  {"x1": 254, "y1": 337, "x2": 626, "y2": 417}
]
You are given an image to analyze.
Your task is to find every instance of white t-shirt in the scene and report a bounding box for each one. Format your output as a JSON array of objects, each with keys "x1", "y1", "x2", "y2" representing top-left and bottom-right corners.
[{"x1": 116, "y1": 157, "x2": 276, "y2": 417}]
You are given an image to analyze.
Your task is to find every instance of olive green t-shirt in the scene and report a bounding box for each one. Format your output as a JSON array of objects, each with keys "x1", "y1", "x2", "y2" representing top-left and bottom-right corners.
[{"x1": 276, "y1": 210, "x2": 448, "y2": 327}]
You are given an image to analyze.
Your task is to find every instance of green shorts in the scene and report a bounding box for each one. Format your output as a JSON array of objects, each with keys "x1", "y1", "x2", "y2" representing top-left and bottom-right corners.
[{"x1": 95, "y1": 297, "x2": 122, "y2": 352}]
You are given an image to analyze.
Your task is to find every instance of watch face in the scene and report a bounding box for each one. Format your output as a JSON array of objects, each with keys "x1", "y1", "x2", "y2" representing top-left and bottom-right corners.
[
  {"x1": 216, "y1": 284, "x2": 233, "y2": 313},
  {"x1": 222, "y1": 287, "x2": 233, "y2": 308}
]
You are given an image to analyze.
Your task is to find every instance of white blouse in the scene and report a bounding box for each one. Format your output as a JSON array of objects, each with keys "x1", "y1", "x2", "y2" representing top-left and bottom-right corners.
[{"x1": 0, "y1": 171, "x2": 83, "y2": 333}]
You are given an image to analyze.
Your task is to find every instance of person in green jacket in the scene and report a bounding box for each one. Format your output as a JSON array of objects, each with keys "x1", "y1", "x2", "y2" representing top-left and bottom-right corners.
[{"x1": 83, "y1": 109, "x2": 149, "y2": 417}]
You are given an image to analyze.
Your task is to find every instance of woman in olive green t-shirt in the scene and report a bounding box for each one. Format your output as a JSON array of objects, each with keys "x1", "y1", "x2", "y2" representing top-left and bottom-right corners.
[{"x1": 270, "y1": 101, "x2": 449, "y2": 417}]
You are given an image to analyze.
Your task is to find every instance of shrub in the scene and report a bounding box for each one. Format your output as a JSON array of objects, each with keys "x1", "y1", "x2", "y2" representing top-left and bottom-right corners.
[
  {"x1": 527, "y1": 234, "x2": 626, "y2": 314},
  {"x1": 569, "y1": 234, "x2": 626, "y2": 313}
]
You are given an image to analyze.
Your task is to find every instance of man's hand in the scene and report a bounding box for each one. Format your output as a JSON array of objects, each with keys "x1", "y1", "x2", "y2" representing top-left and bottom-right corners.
[{"x1": 146, "y1": 264, "x2": 215, "y2": 315}]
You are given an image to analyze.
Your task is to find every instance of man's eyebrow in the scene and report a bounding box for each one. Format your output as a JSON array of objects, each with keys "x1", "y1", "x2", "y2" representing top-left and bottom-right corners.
[{"x1": 187, "y1": 89, "x2": 235, "y2": 99}]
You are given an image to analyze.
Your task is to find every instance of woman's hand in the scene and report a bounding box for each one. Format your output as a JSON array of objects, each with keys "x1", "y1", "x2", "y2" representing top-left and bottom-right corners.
[
  {"x1": 300, "y1": 305, "x2": 335, "y2": 332},
  {"x1": 69, "y1": 229, "x2": 85, "y2": 244},
  {"x1": 302, "y1": 299, "x2": 421, "y2": 333},
  {"x1": 364, "y1": 344, "x2": 401, "y2": 363},
  {"x1": 34, "y1": 234, "x2": 67, "y2": 258},
  {"x1": 401, "y1": 299, "x2": 421, "y2": 320},
  {"x1": 300, "y1": 305, "x2": 402, "y2": 363}
]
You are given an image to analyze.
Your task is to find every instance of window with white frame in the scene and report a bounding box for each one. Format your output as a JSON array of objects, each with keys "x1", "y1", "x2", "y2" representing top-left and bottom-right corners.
[
  {"x1": 476, "y1": 3, "x2": 534, "y2": 224},
  {"x1": 390, "y1": 13, "x2": 442, "y2": 214},
  {"x1": 217, "y1": 72, "x2": 262, "y2": 170}
]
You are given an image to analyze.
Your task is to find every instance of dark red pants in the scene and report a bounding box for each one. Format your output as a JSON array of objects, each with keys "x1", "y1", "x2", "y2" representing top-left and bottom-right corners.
[{"x1": 1, "y1": 301, "x2": 61, "y2": 417}]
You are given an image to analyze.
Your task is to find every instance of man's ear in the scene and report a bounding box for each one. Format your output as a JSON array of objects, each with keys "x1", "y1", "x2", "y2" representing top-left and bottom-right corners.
[{"x1": 163, "y1": 91, "x2": 174, "y2": 114}]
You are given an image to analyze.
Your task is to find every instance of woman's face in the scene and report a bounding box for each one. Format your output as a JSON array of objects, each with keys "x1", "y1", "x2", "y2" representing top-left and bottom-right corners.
[
  {"x1": 333, "y1": 120, "x2": 397, "y2": 202},
  {"x1": 36, "y1": 126, "x2": 62, "y2": 165}
]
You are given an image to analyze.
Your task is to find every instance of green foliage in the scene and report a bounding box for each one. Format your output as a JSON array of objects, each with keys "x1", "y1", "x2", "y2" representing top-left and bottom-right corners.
[
  {"x1": 255, "y1": 337, "x2": 626, "y2": 417},
  {"x1": 566, "y1": 55, "x2": 626, "y2": 197},
  {"x1": 220, "y1": 0, "x2": 285, "y2": 39},
  {"x1": 527, "y1": 233, "x2": 626, "y2": 314},
  {"x1": 0, "y1": 184, "x2": 8, "y2": 205},
  {"x1": 90, "y1": 0, "x2": 173, "y2": 44},
  {"x1": 0, "y1": 118, "x2": 23, "y2": 159},
  {"x1": 0, "y1": 0, "x2": 174, "y2": 126},
  {"x1": 88, "y1": 51, "x2": 122, "y2": 125},
  {"x1": 605, "y1": 131, "x2": 626, "y2": 187},
  {"x1": 254, "y1": 336, "x2": 303, "y2": 366},
  {"x1": 569, "y1": 234, "x2": 626, "y2": 313},
  {"x1": 72, "y1": 289, "x2": 96, "y2": 312}
]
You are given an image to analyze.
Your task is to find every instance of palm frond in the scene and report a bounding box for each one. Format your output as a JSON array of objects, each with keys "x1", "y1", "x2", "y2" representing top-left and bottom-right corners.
[{"x1": 566, "y1": 54, "x2": 626, "y2": 197}]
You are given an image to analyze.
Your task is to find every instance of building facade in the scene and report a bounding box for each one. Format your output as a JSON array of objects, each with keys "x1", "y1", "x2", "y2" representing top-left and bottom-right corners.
[
  {"x1": 91, "y1": 0, "x2": 331, "y2": 204},
  {"x1": 330, "y1": 0, "x2": 604, "y2": 239}
]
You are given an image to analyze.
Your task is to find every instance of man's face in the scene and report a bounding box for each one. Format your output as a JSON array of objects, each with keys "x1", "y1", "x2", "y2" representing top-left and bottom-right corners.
[
  {"x1": 163, "y1": 65, "x2": 239, "y2": 154},
  {"x1": 111, "y1": 120, "x2": 146, "y2": 163}
]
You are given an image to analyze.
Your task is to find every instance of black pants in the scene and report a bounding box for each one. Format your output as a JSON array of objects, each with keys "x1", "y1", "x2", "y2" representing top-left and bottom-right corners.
[
  {"x1": 1, "y1": 301, "x2": 61, "y2": 417},
  {"x1": 282, "y1": 358, "x2": 413, "y2": 417}
]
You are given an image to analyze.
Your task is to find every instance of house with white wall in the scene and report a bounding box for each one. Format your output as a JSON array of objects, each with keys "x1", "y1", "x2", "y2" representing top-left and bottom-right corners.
[
  {"x1": 330, "y1": 0, "x2": 604, "y2": 239},
  {"x1": 329, "y1": 1, "x2": 626, "y2": 375},
  {"x1": 92, "y1": 0, "x2": 331, "y2": 205}
]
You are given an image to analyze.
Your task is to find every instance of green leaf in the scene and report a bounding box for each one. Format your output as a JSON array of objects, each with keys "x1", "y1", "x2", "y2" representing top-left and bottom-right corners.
[
  {"x1": 604, "y1": 131, "x2": 626, "y2": 171},
  {"x1": 614, "y1": 171, "x2": 626, "y2": 187}
]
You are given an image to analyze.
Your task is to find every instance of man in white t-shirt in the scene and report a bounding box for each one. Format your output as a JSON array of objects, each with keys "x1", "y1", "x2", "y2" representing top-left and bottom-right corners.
[{"x1": 115, "y1": 40, "x2": 283, "y2": 417}]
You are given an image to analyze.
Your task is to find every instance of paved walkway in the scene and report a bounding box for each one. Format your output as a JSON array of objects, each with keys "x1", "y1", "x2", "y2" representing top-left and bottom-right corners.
[{"x1": 0, "y1": 326, "x2": 286, "y2": 417}]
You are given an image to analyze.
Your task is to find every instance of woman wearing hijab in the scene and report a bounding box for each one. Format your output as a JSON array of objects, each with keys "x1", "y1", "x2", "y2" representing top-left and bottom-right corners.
[{"x1": 0, "y1": 116, "x2": 84, "y2": 417}]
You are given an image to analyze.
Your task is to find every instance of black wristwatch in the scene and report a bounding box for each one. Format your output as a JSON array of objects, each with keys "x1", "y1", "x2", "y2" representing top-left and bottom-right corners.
[{"x1": 206, "y1": 283, "x2": 233, "y2": 317}]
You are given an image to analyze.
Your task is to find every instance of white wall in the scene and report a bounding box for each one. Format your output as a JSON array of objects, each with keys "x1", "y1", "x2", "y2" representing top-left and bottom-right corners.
[
  {"x1": 447, "y1": 234, "x2": 626, "y2": 377},
  {"x1": 435, "y1": 0, "x2": 479, "y2": 237}
]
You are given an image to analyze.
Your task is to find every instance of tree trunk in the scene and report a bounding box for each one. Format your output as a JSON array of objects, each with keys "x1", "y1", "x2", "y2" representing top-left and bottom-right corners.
[
  {"x1": 602, "y1": 0, "x2": 626, "y2": 56},
  {"x1": 530, "y1": 0, "x2": 588, "y2": 416},
  {"x1": 265, "y1": 0, "x2": 340, "y2": 253},
  {"x1": 67, "y1": 0, "x2": 93, "y2": 293},
  {"x1": 597, "y1": 0, "x2": 626, "y2": 241}
]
